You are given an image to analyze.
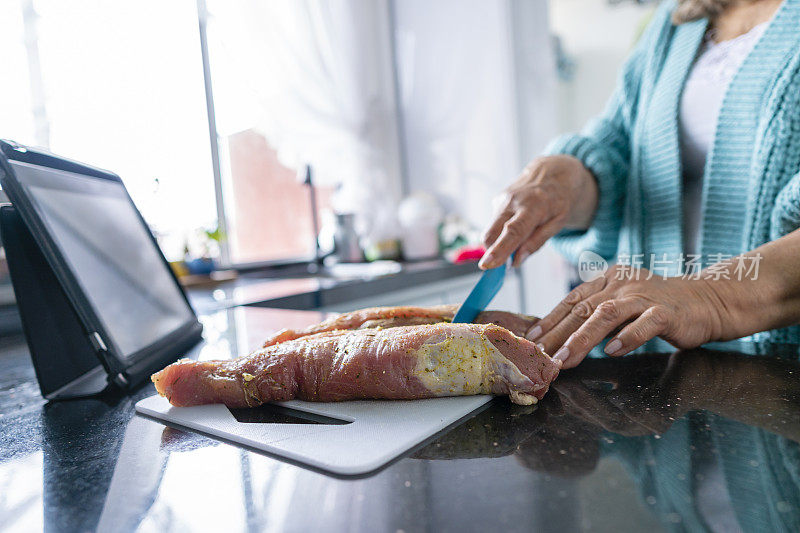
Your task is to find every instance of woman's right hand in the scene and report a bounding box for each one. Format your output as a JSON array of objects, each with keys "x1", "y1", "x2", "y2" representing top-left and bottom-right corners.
[{"x1": 479, "y1": 155, "x2": 598, "y2": 269}]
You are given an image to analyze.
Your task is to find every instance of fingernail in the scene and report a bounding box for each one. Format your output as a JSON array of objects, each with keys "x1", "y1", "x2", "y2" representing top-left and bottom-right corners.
[
  {"x1": 604, "y1": 339, "x2": 622, "y2": 355},
  {"x1": 479, "y1": 254, "x2": 494, "y2": 269},
  {"x1": 536, "y1": 342, "x2": 545, "y2": 352},
  {"x1": 527, "y1": 325, "x2": 543, "y2": 341},
  {"x1": 553, "y1": 347, "x2": 569, "y2": 363}
]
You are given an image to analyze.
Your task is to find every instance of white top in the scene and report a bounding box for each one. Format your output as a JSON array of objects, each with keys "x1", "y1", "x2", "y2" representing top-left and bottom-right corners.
[{"x1": 679, "y1": 21, "x2": 768, "y2": 255}]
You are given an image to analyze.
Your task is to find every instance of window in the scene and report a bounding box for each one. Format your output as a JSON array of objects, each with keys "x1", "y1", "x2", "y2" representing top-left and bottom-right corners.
[
  {"x1": 0, "y1": 0, "x2": 392, "y2": 267},
  {"x1": 0, "y1": 0, "x2": 218, "y2": 261},
  {"x1": 203, "y1": 1, "x2": 333, "y2": 265}
]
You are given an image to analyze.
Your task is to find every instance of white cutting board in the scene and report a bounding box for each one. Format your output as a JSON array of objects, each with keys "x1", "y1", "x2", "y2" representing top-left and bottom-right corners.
[{"x1": 135, "y1": 394, "x2": 492, "y2": 475}]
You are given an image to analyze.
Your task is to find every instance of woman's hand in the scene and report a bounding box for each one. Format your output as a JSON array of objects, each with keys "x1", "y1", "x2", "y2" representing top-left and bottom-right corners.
[
  {"x1": 529, "y1": 229, "x2": 800, "y2": 368},
  {"x1": 527, "y1": 265, "x2": 726, "y2": 368},
  {"x1": 480, "y1": 155, "x2": 598, "y2": 269}
]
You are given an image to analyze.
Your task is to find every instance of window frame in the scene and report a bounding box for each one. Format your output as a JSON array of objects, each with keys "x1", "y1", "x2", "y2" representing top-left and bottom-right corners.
[{"x1": 196, "y1": 0, "x2": 322, "y2": 271}]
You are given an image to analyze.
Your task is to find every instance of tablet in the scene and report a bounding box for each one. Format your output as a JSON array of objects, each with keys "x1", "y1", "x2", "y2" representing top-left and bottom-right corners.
[{"x1": 0, "y1": 140, "x2": 203, "y2": 397}]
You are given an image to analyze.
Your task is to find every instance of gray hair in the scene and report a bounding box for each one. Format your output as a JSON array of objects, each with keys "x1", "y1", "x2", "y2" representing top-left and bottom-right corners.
[{"x1": 672, "y1": 0, "x2": 735, "y2": 23}]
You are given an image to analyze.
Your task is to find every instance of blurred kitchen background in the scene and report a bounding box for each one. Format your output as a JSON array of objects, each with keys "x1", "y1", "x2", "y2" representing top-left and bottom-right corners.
[{"x1": 0, "y1": 0, "x2": 657, "y2": 335}]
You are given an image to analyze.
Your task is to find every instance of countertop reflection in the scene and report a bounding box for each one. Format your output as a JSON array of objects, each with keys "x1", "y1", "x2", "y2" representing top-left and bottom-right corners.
[
  {"x1": 1, "y1": 307, "x2": 798, "y2": 532},
  {"x1": 184, "y1": 260, "x2": 480, "y2": 314}
]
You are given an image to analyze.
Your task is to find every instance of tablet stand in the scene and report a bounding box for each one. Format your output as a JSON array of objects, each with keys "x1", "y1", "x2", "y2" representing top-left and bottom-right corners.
[{"x1": 0, "y1": 205, "x2": 110, "y2": 399}]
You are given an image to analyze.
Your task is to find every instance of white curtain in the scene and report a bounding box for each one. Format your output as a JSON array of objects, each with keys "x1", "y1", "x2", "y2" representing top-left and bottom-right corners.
[
  {"x1": 209, "y1": 0, "x2": 403, "y2": 243},
  {"x1": 392, "y1": 0, "x2": 556, "y2": 230}
]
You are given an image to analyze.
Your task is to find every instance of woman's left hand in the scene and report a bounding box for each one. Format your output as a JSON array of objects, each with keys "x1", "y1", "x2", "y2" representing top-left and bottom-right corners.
[{"x1": 527, "y1": 265, "x2": 726, "y2": 368}]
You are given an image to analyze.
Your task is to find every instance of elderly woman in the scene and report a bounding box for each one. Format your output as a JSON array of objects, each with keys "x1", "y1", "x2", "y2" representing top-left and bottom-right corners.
[{"x1": 480, "y1": 0, "x2": 800, "y2": 368}]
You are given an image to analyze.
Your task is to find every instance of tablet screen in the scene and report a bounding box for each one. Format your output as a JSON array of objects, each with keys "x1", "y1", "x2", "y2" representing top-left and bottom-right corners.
[{"x1": 9, "y1": 160, "x2": 194, "y2": 361}]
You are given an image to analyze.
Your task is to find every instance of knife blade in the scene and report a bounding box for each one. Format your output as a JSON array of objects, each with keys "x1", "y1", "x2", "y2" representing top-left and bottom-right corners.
[{"x1": 452, "y1": 256, "x2": 510, "y2": 323}]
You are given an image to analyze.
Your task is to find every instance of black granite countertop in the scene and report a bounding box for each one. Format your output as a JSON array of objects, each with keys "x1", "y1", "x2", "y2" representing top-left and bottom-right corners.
[
  {"x1": 185, "y1": 260, "x2": 480, "y2": 314},
  {"x1": 1, "y1": 307, "x2": 799, "y2": 532}
]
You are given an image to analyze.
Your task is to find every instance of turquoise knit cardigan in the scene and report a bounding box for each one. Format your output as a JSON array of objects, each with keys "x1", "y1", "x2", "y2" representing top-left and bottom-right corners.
[{"x1": 546, "y1": 0, "x2": 800, "y2": 344}]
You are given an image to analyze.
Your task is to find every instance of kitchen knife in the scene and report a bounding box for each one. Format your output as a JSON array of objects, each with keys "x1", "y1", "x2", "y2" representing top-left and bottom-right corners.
[{"x1": 452, "y1": 254, "x2": 511, "y2": 323}]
